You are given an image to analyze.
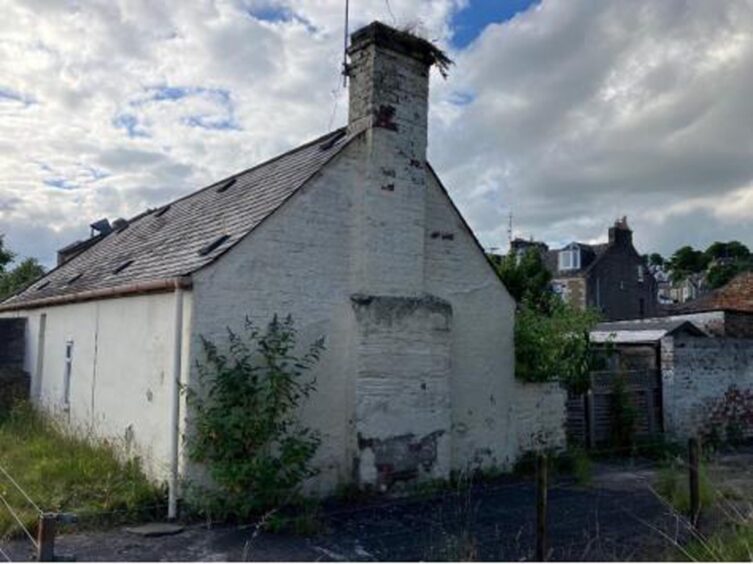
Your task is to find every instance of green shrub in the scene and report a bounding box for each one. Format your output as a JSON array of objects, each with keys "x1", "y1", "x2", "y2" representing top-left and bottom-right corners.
[{"x1": 184, "y1": 314, "x2": 324, "y2": 520}]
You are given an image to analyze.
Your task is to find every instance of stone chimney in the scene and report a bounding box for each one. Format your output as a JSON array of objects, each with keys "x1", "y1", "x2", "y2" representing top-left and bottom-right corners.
[
  {"x1": 346, "y1": 22, "x2": 450, "y2": 295},
  {"x1": 608, "y1": 216, "x2": 633, "y2": 247}
]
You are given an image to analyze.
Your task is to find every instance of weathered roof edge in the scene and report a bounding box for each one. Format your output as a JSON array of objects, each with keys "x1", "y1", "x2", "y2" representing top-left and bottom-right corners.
[
  {"x1": 425, "y1": 163, "x2": 510, "y2": 298},
  {"x1": 0, "y1": 277, "x2": 192, "y2": 313},
  {"x1": 188, "y1": 128, "x2": 365, "y2": 277}
]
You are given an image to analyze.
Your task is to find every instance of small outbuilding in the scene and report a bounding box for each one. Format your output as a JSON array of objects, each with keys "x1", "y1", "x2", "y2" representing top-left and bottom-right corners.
[{"x1": 0, "y1": 22, "x2": 565, "y2": 510}]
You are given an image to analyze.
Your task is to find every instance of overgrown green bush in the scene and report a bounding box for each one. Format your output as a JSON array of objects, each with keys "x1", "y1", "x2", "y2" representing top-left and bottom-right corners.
[
  {"x1": 515, "y1": 301, "x2": 602, "y2": 393},
  {"x1": 185, "y1": 314, "x2": 324, "y2": 520}
]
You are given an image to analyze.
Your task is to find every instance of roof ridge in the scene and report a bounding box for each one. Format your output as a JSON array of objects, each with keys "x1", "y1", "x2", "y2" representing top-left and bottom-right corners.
[{"x1": 124, "y1": 127, "x2": 348, "y2": 227}]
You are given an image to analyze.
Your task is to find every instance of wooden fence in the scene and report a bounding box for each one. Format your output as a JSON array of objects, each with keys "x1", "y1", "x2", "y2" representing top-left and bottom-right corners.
[{"x1": 566, "y1": 368, "x2": 663, "y2": 448}]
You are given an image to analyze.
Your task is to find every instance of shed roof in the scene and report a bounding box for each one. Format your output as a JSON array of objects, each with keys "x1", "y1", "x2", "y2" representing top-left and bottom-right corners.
[
  {"x1": 591, "y1": 318, "x2": 707, "y2": 344},
  {"x1": 1, "y1": 128, "x2": 355, "y2": 310}
]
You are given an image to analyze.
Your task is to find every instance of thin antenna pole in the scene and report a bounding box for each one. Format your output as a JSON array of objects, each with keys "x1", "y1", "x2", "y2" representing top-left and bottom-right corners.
[{"x1": 342, "y1": 0, "x2": 350, "y2": 87}]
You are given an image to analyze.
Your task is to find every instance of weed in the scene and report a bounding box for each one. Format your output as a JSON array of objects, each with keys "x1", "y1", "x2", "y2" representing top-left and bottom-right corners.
[
  {"x1": 0, "y1": 402, "x2": 164, "y2": 538},
  {"x1": 655, "y1": 458, "x2": 715, "y2": 515}
]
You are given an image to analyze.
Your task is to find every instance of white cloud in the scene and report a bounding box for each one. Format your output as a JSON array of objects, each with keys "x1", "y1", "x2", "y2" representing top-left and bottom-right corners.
[{"x1": 0, "y1": 0, "x2": 752, "y2": 268}]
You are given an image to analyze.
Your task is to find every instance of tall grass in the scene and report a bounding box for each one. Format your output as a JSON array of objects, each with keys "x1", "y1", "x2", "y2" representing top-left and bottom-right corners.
[
  {"x1": 0, "y1": 402, "x2": 165, "y2": 539},
  {"x1": 655, "y1": 458, "x2": 715, "y2": 515}
]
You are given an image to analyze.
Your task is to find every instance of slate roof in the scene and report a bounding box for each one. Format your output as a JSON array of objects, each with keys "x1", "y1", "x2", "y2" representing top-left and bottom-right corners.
[
  {"x1": 2, "y1": 128, "x2": 355, "y2": 308},
  {"x1": 669, "y1": 271, "x2": 753, "y2": 314}
]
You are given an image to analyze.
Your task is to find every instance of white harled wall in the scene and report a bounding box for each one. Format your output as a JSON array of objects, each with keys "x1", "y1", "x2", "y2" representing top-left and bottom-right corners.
[
  {"x1": 0, "y1": 292, "x2": 192, "y2": 482},
  {"x1": 188, "y1": 139, "x2": 564, "y2": 493}
]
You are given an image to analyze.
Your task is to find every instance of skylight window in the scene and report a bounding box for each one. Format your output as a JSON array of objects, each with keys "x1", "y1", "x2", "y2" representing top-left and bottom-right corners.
[
  {"x1": 198, "y1": 234, "x2": 230, "y2": 256},
  {"x1": 37, "y1": 281, "x2": 50, "y2": 291},
  {"x1": 319, "y1": 129, "x2": 346, "y2": 151},
  {"x1": 67, "y1": 273, "x2": 83, "y2": 286},
  {"x1": 112, "y1": 260, "x2": 134, "y2": 274},
  {"x1": 155, "y1": 205, "x2": 171, "y2": 217},
  {"x1": 216, "y1": 178, "x2": 236, "y2": 193}
]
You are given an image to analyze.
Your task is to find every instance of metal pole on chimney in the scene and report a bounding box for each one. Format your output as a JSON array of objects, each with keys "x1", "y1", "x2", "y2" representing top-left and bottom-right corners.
[{"x1": 342, "y1": 0, "x2": 350, "y2": 86}]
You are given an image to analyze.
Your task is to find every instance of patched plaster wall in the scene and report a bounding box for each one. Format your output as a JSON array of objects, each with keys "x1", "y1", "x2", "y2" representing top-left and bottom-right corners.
[{"x1": 662, "y1": 335, "x2": 753, "y2": 440}]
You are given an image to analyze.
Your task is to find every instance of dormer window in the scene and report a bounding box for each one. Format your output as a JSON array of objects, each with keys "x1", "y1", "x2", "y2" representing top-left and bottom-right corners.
[{"x1": 558, "y1": 245, "x2": 581, "y2": 271}]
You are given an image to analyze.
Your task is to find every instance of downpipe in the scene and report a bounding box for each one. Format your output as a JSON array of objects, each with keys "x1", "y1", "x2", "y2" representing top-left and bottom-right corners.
[{"x1": 168, "y1": 283, "x2": 184, "y2": 520}]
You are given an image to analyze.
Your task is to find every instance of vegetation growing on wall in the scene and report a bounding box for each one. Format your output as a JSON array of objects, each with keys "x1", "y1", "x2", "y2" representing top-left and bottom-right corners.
[
  {"x1": 493, "y1": 248, "x2": 602, "y2": 392},
  {"x1": 185, "y1": 314, "x2": 324, "y2": 520}
]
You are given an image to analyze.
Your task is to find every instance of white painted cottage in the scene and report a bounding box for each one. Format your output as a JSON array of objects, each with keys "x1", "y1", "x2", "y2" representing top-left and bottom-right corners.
[{"x1": 0, "y1": 22, "x2": 564, "y2": 513}]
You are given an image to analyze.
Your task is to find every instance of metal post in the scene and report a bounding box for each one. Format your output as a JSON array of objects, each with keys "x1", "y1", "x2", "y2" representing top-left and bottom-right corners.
[
  {"x1": 536, "y1": 453, "x2": 548, "y2": 562},
  {"x1": 36, "y1": 513, "x2": 56, "y2": 562},
  {"x1": 689, "y1": 437, "x2": 701, "y2": 526}
]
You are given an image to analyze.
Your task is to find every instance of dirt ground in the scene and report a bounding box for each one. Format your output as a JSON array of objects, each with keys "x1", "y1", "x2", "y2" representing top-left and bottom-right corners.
[{"x1": 4, "y1": 450, "x2": 752, "y2": 562}]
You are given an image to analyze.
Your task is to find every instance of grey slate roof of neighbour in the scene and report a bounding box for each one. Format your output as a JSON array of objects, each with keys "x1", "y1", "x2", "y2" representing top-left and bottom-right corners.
[{"x1": 3, "y1": 128, "x2": 355, "y2": 307}]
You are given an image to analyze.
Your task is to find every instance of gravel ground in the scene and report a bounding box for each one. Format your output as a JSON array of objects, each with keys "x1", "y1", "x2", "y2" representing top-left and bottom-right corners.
[{"x1": 7, "y1": 453, "x2": 746, "y2": 562}]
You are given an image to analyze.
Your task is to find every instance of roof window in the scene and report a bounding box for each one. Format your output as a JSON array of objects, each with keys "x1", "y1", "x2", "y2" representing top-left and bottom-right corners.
[
  {"x1": 36, "y1": 281, "x2": 50, "y2": 291},
  {"x1": 112, "y1": 260, "x2": 134, "y2": 274},
  {"x1": 216, "y1": 178, "x2": 236, "y2": 193},
  {"x1": 66, "y1": 273, "x2": 83, "y2": 286},
  {"x1": 198, "y1": 234, "x2": 230, "y2": 256},
  {"x1": 320, "y1": 129, "x2": 346, "y2": 151},
  {"x1": 155, "y1": 205, "x2": 171, "y2": 218}
]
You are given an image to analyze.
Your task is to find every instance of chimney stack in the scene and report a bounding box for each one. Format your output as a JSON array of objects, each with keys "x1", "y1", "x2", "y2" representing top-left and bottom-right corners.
[
  {"x1": 347, "y1": 21, "x2": 449, "y2": 164},
  {"x1": 608, "y1": 216, "x2": 633, "y2": 247},
  {"x1": 346, "y1": 22, "x2": 450, "y2": 295}
]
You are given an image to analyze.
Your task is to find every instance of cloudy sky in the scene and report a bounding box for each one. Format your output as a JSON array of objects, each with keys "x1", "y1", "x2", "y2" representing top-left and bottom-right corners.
[{"x1": 1, "y1": 0, "x2": 753, "y2": 267}]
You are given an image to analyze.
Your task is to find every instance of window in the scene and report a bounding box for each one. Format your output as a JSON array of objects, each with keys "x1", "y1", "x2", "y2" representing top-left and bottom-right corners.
[
  {"x1": 558, "y1": 246, "x2": 581, "y2": 271},
  {"x1": 637, "y1": 264, "x2": 645, "y2": 283},
  {"x1": 63, "y1": 340, "x2": 73, "y2": 411}
]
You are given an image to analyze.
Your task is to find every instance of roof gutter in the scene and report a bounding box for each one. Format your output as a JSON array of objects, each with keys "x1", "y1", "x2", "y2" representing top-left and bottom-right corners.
[{"x1": 0, "y1": 277, "x2": 193, "y2": 313}]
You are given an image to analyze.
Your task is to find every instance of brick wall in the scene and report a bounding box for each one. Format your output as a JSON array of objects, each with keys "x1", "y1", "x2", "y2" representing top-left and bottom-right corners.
[
  {"x1": 661, "y1": 335, "x2": 753, "y2": 441},
  {"x1": 0, "y1": 318, "x2": 29, "y2": 412}
]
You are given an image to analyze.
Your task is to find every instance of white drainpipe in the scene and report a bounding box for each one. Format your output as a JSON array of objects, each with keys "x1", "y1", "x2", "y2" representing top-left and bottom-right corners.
[{"x1": 168, "y1": 284, "x2": 184, "y2": 520}]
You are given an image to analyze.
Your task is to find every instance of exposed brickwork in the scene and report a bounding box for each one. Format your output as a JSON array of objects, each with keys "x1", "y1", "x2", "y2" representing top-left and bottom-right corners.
[{"x1": 661, "y1": 335, "x2": 753, "y2": 440}]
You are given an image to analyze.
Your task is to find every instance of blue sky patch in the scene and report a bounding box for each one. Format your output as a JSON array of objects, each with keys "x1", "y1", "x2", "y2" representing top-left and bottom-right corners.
[
  {"x1": 451, "y1": 0, "x2": 540, "y2": 49},
  {"x1": 43, "y1": 177, "x2": 77, "y2": 190},
  {"x1": 113, "y1": 113, "x2": 149, "y2": 138},
  {"x1": 246, "y1": 5, "x2": 317, "y2": 32},
  {"x1": 0, "y1": 87, "x2": 35, "y2": 106},
  {"x1": 182, "y1": 115, "x2": 240, "y2": 131},
  {"x1": 449, "y1": 91, "x2": 476, "y2": 106}
]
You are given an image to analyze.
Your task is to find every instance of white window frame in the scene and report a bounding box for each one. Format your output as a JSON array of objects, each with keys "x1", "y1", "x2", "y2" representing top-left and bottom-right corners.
[
  {"x1": 63, "y1": 340, "x2": 73, "y2": 411},
  {"x1": 637, "y1": 264, "x2": 645, "y2": 283},
  {"x1": 558, "y1": 246, "x2": 581, "y2": 271}
]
